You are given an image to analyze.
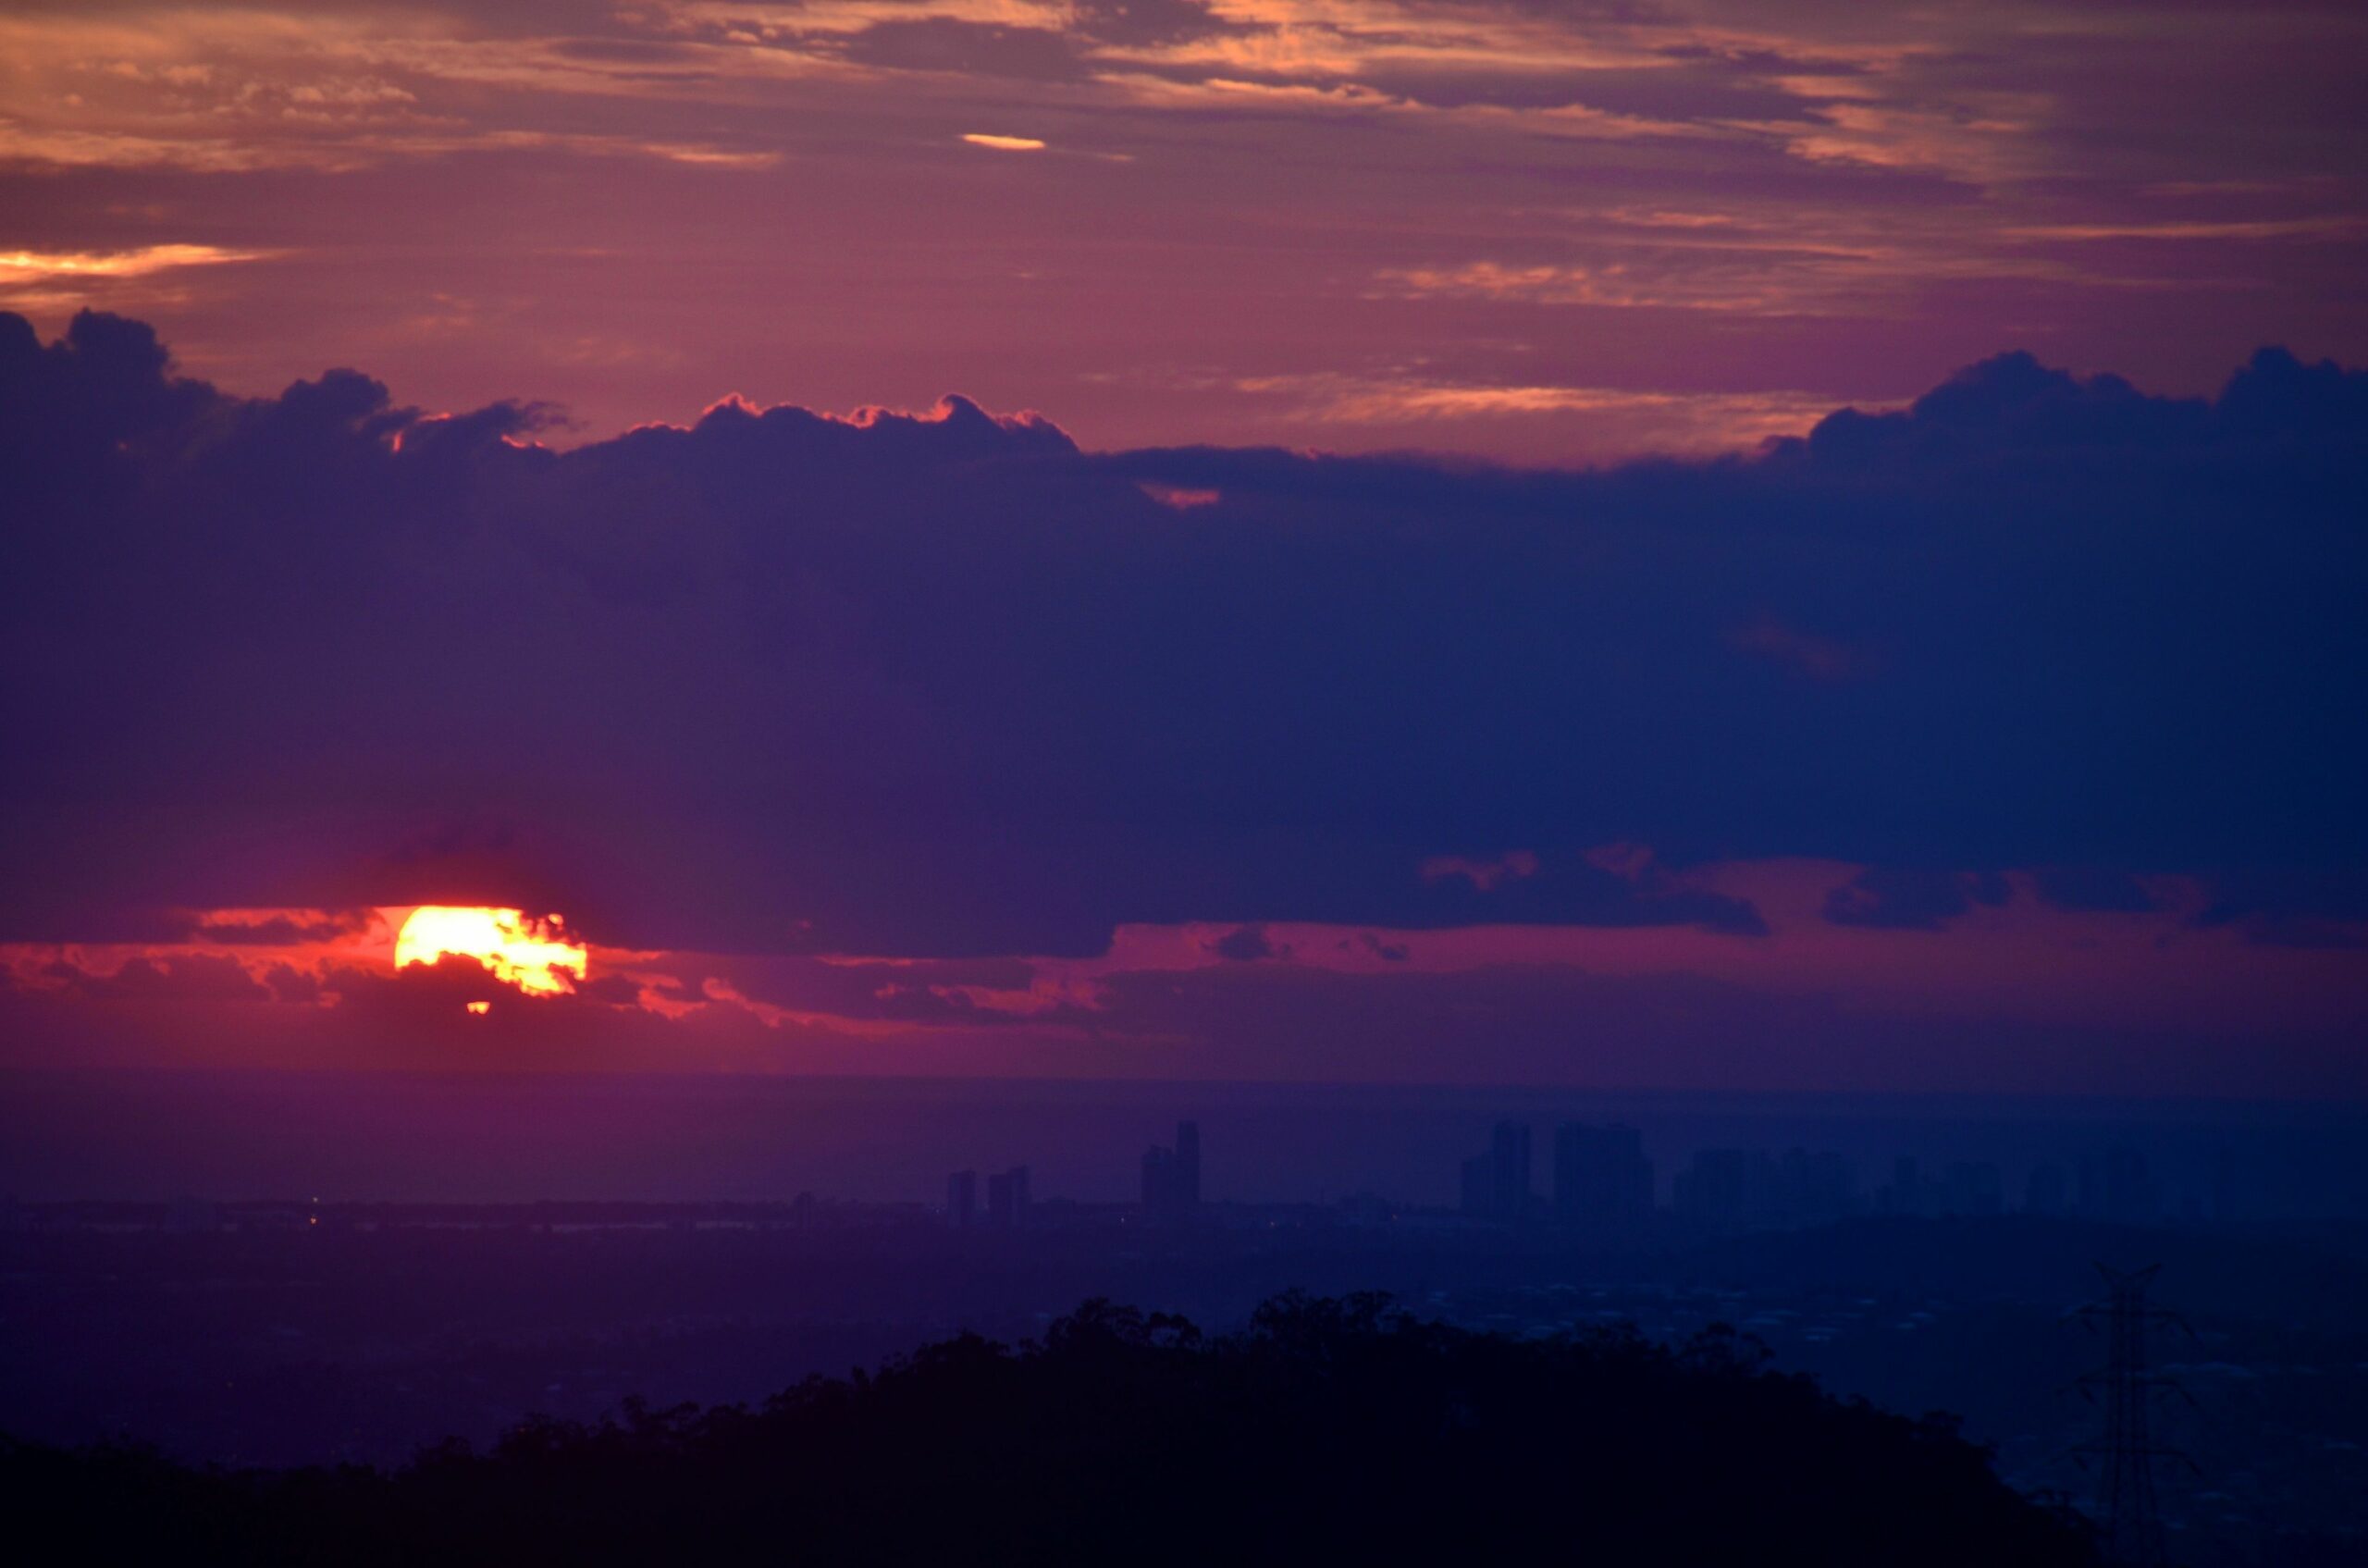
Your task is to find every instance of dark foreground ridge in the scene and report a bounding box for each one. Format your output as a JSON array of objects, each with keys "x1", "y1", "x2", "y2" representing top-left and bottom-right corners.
[{"x1": 3, "y1": 1292, "x2": 2092, "y2": 1566}]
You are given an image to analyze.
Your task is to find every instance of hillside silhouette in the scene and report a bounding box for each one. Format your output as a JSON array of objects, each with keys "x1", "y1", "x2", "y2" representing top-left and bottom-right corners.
[{"x1": 2, "y1": 1292, "x2": 2093, "y2": 1566}]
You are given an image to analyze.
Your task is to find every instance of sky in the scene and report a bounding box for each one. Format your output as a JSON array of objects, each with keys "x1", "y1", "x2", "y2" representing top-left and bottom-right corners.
[
  {"x1": 2, "y1": 1, "x2": 2364, "y2": 1096},
  {"x1": 6, "y1": 0, "x2": 2367, "y2": 459}
]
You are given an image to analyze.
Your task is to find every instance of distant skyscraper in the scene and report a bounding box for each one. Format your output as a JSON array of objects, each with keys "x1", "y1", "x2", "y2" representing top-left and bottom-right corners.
[
  {"x1": 1141, "y1": 1122, "x2": 1204, "y2": 1217},
  {"x1": 986, "y1": 1166, "x2": 1030, "y2": 1228},
  {"x1": 1460, "y1": 1122, "x2": 1534, "y2": 1220},
  {"x1": 946, "y1": 1169, "x2": 977, "y2": 1228},
  {"x1": 1552, "y1": 1123, "x2": 1654, "y2": 1228},
  {"x1": 2025, "y1": 1163, "x2": 2070, "y2": 1216},
  {"x1": 1136, "y1": 1122, "x2": 1202, "y2": 1222}
]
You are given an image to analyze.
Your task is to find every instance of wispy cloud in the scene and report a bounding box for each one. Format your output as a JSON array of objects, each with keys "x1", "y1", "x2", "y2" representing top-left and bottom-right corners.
[
  {"x1": 2007, "y1": 216, "x2": 2368, "y2": 243},
  {"x1": 0, "y1": 243, "x2": 265, "y2": 285},
  {"x1": 1235, "y1": 370, "x2": 1859, "y2": 452},
  {"x1": 0, "y1": 243, "x2": 271, "y2": 305}
]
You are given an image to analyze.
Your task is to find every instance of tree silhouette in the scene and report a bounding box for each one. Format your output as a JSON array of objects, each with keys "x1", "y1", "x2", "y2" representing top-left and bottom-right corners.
[{"x1": 2, "y1": 1292, "x2": 2094, "y2": 1566}]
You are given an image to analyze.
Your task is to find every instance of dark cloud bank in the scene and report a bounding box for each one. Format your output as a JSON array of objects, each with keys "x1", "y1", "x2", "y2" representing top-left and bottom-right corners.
[{"x1": 3, "y1": 312, "x2": 2362, "y2": 957}]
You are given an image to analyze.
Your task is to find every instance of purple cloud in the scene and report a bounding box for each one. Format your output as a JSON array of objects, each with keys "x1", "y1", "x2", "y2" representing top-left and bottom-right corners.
[{"x1": 3, "y1": 314, "x2": 2362, "y2": 966}]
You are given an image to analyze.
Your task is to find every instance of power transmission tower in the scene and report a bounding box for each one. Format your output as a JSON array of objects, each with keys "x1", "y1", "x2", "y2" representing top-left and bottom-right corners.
[{"x1": 2068, "y1": 1263, "x2": 2195, "y2": 1566}]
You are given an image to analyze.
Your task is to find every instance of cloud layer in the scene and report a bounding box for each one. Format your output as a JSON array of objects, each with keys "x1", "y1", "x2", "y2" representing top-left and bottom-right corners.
[{"x1": 5, "y1": 312, "x2": 2363, "y2": 980}]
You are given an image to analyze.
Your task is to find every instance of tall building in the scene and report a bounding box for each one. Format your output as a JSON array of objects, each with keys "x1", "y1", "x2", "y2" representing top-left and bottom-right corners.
[
  {"x1": 1141, "y1": 1122, "x2": 1204, "y2": 1216},
  {"x1": 1552, "y1": 1123, "x2": 1654, "y2": 1228},
  {"x1": 945, "y1": 1169, "x2": 977, "y2": 1228},
  {"x1": 986, "y1": 1165, "x2": 1030, "y2": 1228},
  {"x1": 1459, "y1": 1121, "x2": 1534, "y2": 1221}
]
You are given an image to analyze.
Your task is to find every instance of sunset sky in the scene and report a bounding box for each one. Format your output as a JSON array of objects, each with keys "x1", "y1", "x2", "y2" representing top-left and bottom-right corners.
[{"x1": 3, "y1": 0, "x2": 2364, "y2": 1094}]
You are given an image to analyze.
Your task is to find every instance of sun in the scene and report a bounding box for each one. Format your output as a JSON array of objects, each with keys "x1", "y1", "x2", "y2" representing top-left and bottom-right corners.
[{"x1": 392, "y1": 907, "x2": 587, "y2": 996}]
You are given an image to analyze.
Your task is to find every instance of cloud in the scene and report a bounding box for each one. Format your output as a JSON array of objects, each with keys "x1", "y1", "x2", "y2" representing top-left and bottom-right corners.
[
  {"x1": 2190, "y1": 870, "x2": 2368, "y2": 951},
  {"x1": 1373, "y1": 260, "x2": 1793, "y2": 314},
  {"x1": 2030, "y1": 867, "x2": 2159, "y2": 915},
  {"x1": 194, "y1": 908, "x2": 374, "y2": 945},
  {"x1": 1070, "y1": 0, "x2": 1238, "y2": 49},
  {"x1": 1822, "y1": 869, "x2": 2010, "y2": 932},
  {"x1": 43, "y1": 953, "x2": 272, "y2": 1004},
  {"x1": 1, "y1": 313, "x2": 2362, "y2": 968},
  {"x1": 263, "y1": 962, "x2": 322, "y2": 1004},
  {"x1": 840, "y1": 20, "x2": 1083, "y2": 81},
  {"x1": 0, "y1": 243, "x2": 265, "y2": 291},
  {"x1": 1420, "y1": 851, "x2": 1538, "y2": 893},
  {"x1": 1230, "y1": 371, "x2": 1855, "y2": 450},
  {"x1": 1206, "y1": 923, "x2": 1284, "y2": 962}
]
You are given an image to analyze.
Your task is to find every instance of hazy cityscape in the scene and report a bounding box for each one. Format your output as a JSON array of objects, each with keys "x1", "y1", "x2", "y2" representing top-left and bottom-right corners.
[{"x1": 5, "y1": 1078, "x2": 2364, "y2": 1562}]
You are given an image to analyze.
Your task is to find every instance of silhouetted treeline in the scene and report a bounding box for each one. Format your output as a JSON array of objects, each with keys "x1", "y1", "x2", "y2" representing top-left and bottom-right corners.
[{"x1": 1, "y1": 1292, "x2": 2092, "y2": 1566}]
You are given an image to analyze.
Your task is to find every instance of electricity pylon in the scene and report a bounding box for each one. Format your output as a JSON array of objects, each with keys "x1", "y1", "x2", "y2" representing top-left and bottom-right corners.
[{"x1": 2068, "y1": 1264, "x2": 2195, "y2": 1566}]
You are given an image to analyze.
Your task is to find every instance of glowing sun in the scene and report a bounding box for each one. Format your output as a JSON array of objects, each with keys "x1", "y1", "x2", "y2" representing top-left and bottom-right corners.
[{"x1": 393, "y1": 907, "x2": 587, "y2": 996}]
